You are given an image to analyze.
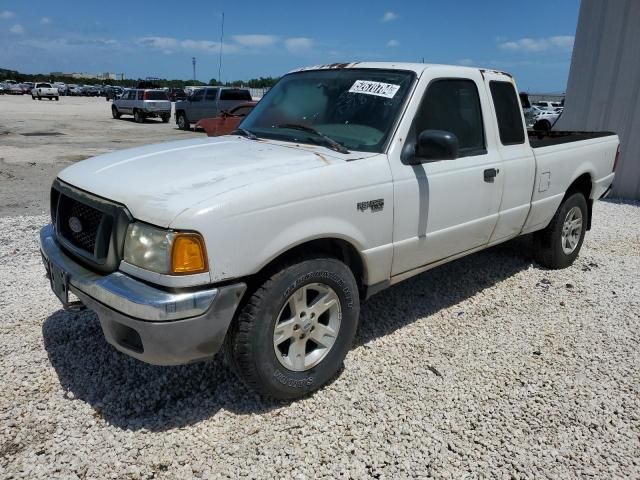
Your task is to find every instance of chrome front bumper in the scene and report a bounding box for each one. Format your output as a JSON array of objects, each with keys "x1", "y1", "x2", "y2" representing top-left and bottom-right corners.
[{"x1": 39, "y1": 224, "x2": 246, "y2": 365}]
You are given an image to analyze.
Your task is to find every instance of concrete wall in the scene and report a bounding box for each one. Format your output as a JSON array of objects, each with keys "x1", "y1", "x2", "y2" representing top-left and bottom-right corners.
[{"x1": 555, "y1": 0, "x2": 640, "y2": 199}]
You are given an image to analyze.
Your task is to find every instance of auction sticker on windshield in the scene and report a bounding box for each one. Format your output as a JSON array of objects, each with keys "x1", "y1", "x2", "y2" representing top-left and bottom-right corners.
[{"x1": 349, "y1": 80, "x2": 400, "y2": 99}]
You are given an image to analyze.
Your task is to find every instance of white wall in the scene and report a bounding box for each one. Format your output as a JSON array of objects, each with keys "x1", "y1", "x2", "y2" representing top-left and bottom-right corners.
[{"x1": 555, "y1": 0, "x2": 640, "y2": 199}]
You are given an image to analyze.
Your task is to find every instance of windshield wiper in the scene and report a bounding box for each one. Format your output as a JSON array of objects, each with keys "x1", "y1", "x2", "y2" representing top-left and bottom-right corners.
[
  {"x1": 231, "y1": 128, "x2": 258, "y2": 140},
  {"x1": 273, "y1": 123, "x2": 350, "y2": 154}
]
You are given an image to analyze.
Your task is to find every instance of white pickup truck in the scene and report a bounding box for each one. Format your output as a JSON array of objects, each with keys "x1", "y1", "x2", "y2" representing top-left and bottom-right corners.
[
  {"x1": 32, "y1": 82, "x2": 59, "y2": 101},
  {"x1": 40, "y1": 63, "x2": 618, "y2": 399}
]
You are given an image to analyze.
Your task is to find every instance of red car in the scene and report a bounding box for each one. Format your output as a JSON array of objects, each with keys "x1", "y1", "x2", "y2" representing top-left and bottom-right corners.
[{"x1": 195, "y1": 102, "x2": 257, "y2": 137}]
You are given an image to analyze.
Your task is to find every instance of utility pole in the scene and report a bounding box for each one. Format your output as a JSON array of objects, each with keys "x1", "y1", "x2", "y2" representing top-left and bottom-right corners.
[
  {"x1": 192, "y1": 57, "x2": 196, "y2": 82},
  {"x1": 218, "y1": 12, "x2": 224, "y2": 85}
]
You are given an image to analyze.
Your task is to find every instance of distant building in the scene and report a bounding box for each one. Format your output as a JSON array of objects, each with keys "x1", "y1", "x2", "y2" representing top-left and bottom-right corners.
[
  {"x1": 50, "y1": 71, "x2": 117, "y2": 80},
  {"x1": 556, "y1": 0, "x2": 640, "y2": 200}
]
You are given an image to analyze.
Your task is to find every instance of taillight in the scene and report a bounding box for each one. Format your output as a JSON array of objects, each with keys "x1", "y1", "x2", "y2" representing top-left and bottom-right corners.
[
  {"x1": 613, "y1": 145, "x2": 620, "y2": 172},
  {"x1": 143, "y1": 91, "x2": 148, "y2": 100}
]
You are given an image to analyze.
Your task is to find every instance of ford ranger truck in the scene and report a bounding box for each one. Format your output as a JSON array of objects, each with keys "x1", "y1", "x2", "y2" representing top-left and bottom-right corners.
[{"x1": 40, "y1": 63, "x2": 618, "y2": 399}]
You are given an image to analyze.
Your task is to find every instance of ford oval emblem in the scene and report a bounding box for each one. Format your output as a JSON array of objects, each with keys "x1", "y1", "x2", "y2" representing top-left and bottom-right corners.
[{"x1": 68, "y1": 216, "x2": 83, "y2": 234}]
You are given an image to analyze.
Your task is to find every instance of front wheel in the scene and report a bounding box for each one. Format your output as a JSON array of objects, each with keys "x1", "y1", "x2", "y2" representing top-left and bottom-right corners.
[
  {"x1": 161, "y1": 114, "x2": 170, "y2": 123},
  {"x1": 55, "y1": 96, "x2": 59, "y2": 101},
  {"x1": 111, "y1": 106, "x2": 120, "y2": 119},
  {"x1": 225, "y1": 256, "x2": 360, "y2": 399},
  {"x1": 533, "y1": 192, "x2": 588, "y2": 269}
]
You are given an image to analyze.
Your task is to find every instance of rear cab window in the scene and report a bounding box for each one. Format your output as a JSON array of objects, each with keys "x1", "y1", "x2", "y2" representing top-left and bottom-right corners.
[
  {"x1": 220, "y1": 89, "x2": 253, "y2": 101},
  {"x1": 489, "y1": 81, "x2": 525, "y2": 145}
]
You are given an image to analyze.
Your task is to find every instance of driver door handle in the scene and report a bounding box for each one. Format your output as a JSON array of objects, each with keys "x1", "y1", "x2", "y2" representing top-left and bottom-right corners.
[{"x1": 484, "y1": 168, "x2": 499, "y2": 182}]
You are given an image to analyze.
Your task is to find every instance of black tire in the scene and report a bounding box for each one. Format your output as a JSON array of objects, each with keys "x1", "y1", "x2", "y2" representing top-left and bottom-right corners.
[
  {"x1": 176, "y1": 111, "x2": 190, "y2": 130},
  {"x1": 161, "y1": 114, "x2": 170, "y2": 123},
  {"x1": 55, "y1": 96, "x2": 59, "y2": 101},
  {"x1": 225, "y1": 256, "x2": 360, "y2": 399},
  {"x1": 533, "y1": 192, "x2": 588, "y2": 269},
  {"x1": 134, "y1": 109, "x2": 144, "y2": 123},
  {"x1": 31, "y1": 95, "x2": 35, "y2": 100},
  {"x1": 37, "y1": 96, "x2": 42, "y2": 101},
  {"x1": 111, "y1": 106, "x2": 120, "y2": 119}
]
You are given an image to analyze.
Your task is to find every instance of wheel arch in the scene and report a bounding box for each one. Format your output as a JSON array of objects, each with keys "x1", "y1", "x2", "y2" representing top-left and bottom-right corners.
[
  {"x1": 565, "y1": 172, "x2": 593, "y2": 230},
  {"x1": 248, "y1": 237, "x2": 367, "y2": 297}
]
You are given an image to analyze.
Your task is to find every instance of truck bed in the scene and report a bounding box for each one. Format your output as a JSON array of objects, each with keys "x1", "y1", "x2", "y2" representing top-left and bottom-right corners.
[{"x1": 528, "y1": 130, "x2": 615, "y2": 148}]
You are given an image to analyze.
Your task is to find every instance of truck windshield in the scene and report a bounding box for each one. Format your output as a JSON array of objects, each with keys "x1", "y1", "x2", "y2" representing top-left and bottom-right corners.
[{"x1": 241, "y1": 68, "x2": 415, "y2": 153}]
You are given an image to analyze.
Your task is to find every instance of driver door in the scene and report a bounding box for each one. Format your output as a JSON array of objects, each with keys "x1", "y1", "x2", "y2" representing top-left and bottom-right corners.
[{"x1": 388, "y1": 70, "x2": 504, "y2": 276}]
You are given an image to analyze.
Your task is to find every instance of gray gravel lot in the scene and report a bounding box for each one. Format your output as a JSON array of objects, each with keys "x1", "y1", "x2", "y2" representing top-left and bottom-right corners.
[{"x1": 1, "y1": 200, "x2": 638, "y2": 479}]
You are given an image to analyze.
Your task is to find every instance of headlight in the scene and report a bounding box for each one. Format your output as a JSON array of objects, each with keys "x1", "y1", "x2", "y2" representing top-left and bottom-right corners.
[{"x1": 123, "y1": 222, "x2": 208, "y2": 275}]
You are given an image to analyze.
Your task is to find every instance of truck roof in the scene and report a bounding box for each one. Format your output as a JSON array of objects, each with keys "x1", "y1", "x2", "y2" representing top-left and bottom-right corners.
[{"x1": 289, "y1": 61, "x2": 512, "y2": 78}]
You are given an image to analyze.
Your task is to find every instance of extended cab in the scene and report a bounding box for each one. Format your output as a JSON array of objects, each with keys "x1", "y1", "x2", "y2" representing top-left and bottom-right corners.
[
  {"x1": 40, "y1": 63, "x2": 618, "y2": 399},
  {"x1": 32, "y1": 82, "x2": 59, "y2": 101}
]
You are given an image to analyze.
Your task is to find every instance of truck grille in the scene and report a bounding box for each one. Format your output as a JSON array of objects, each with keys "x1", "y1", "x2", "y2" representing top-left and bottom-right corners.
[
  {"x1": 50, "y1": 179, "x2": 131, "y2": 273},
  {"x1": 58, "y1": 196, "x2": 104, "y2": 254}
]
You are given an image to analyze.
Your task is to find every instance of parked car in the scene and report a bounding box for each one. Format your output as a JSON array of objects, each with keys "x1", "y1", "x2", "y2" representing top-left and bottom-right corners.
[
  {"x1": 32, "y1": 82, "x2": 60, "y2": 100},
  {"x1": 532, "y1": 109, "x2": 562, "y2": 131},
  {"x1": 532, "y1": 100, "x2": 562, "y2": 110},
  {"x1": 168, "y1": 87, "x2": 187, "y2": 102},
  {"x1": 175, "y1": 87, "x2": 253, "y2": 130},
  {"x1": 53, "y1": 83, "x2": 68, "y2": 95},
  {"x1": 105, "y1": 86, "x2": 124, "y2": 101},
  {"x1": 111, "y1": 89, "x2": 171, "y2": 123},
  {"x1": 195, "y1": 101, "x2": 258, "y2": 136},
  {"x1": 67, "y1": 84, "x2": 83, "y2": 96},
  {"x1": 22, "y1": 82, "x2": 34, "y2": 94},
  {"x1": 40, "y1": 63, "x2": 618, "y2": 399}
]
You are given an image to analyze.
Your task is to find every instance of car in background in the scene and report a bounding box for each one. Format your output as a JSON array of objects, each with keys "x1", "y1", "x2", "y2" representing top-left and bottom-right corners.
[
  {"x1": 32, "y1": 82, "x2": 60, "y2": 100},
  {"x1": 195, "y1": 101, "x2": 257, "y2": 136},
  {"x1": 175, "y1": 87, "x2": 253, "y2": 130},
  {"x1": 53, "y1": 83, "x2": 68, "y2": 95},
  {"x1": 111, "y1": 89, "x2": 171, "y2": 123},
  {"x1": 532, "y1": 100, "x2": 562, "y2": 110},
  {"x1": 22, "y1": 82, "x2": 35, "y2": 94},
  {"x1": 168, "y1": 87, "x2": 187, "y2": 102},
  {"x1": 105, "y1": 86, "x2": 124, "y2": 101},
  {"x1": 67, "y1": 84, "x2": 83, "y2": 96},
  {"x1": 532, "y1": 109, "x2": 562, "y2": 131}
]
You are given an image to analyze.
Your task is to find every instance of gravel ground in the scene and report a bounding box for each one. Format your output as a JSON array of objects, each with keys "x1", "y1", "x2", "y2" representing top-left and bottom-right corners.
[{"x1": 0, "y1": 199, "x2": 639, "y2": 479}]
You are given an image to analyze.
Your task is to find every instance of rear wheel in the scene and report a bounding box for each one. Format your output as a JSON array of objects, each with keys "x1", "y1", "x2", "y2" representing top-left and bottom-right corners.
[
  {"x1": 133, "y1": 109, "x2": 145, "y2": 123},
  {"x1": 31, "y1": 95, "x2": 35, "y2": 100},
  {"x1": 37, "y1": 96, "x2": 42, "y2": 101},
  {"x1": 176, "y1": 111, "x2": 190, "y2": 130},
  {"x1": 161, "y1": 114, "x2": 170, "y2": 123},
  {"x1": 225, "y1": 256, "x2": 360, "y2": 399},
  {"x1": 111, "y1": 106, "x2": 120, "y2": 119},
  {"x1": 533, "y1": 192, "x2": 588, "y2": 269},
  {"x1": 55, "y1": 96, "x2": 59, "y2": 101}
]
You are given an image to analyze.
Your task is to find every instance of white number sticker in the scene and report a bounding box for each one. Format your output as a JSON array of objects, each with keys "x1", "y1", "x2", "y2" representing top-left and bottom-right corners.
[{"x1": 348, "y1": 80, "x2": 400, "y2": 99}]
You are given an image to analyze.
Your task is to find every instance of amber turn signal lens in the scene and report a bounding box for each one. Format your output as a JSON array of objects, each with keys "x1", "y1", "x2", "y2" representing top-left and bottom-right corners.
[{"x1": 171, "y1": 234, "x2": 208, "y2": 274}]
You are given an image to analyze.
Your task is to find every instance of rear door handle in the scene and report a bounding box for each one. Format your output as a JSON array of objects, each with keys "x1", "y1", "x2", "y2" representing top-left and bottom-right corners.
[{"x1": 484, "y1": 168, "x2": 499, "y2": 182}]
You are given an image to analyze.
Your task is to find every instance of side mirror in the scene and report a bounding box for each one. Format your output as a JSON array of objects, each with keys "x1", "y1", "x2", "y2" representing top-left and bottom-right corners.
[{"x1": 411, "y1": 130, "x2": 459, "y2": 163}]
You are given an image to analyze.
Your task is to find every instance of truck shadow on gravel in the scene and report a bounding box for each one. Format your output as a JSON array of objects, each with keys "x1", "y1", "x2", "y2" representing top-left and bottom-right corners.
[{"x1": 42, "y1": 236, "x2": 534, "y2": 431}]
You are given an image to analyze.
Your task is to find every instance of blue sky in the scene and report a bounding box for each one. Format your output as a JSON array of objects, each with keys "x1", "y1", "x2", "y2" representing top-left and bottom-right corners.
[{"x1": 0, "y1": 0, "x2": 580, "y2": 92}]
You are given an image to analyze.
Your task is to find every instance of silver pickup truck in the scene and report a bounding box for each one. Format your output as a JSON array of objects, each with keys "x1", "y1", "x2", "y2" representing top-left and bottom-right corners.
[{"x1": 175, "y1": 87, "x2": 253, "y2": 130}]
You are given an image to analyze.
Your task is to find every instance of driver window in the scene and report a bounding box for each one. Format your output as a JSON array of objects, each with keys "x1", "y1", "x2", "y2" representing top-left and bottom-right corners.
[
  {"x1": 191, "y1": 89, "x2": 205, "y2": 102},
  {"x1": 413, "y1": 79, "x2": 485, "y2": 157}
]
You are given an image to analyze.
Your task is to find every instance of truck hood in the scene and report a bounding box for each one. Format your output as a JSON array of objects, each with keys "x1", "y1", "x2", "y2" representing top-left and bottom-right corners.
[{"x1": 58, "y1": 136, "x2": 374, "y2": 227}]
